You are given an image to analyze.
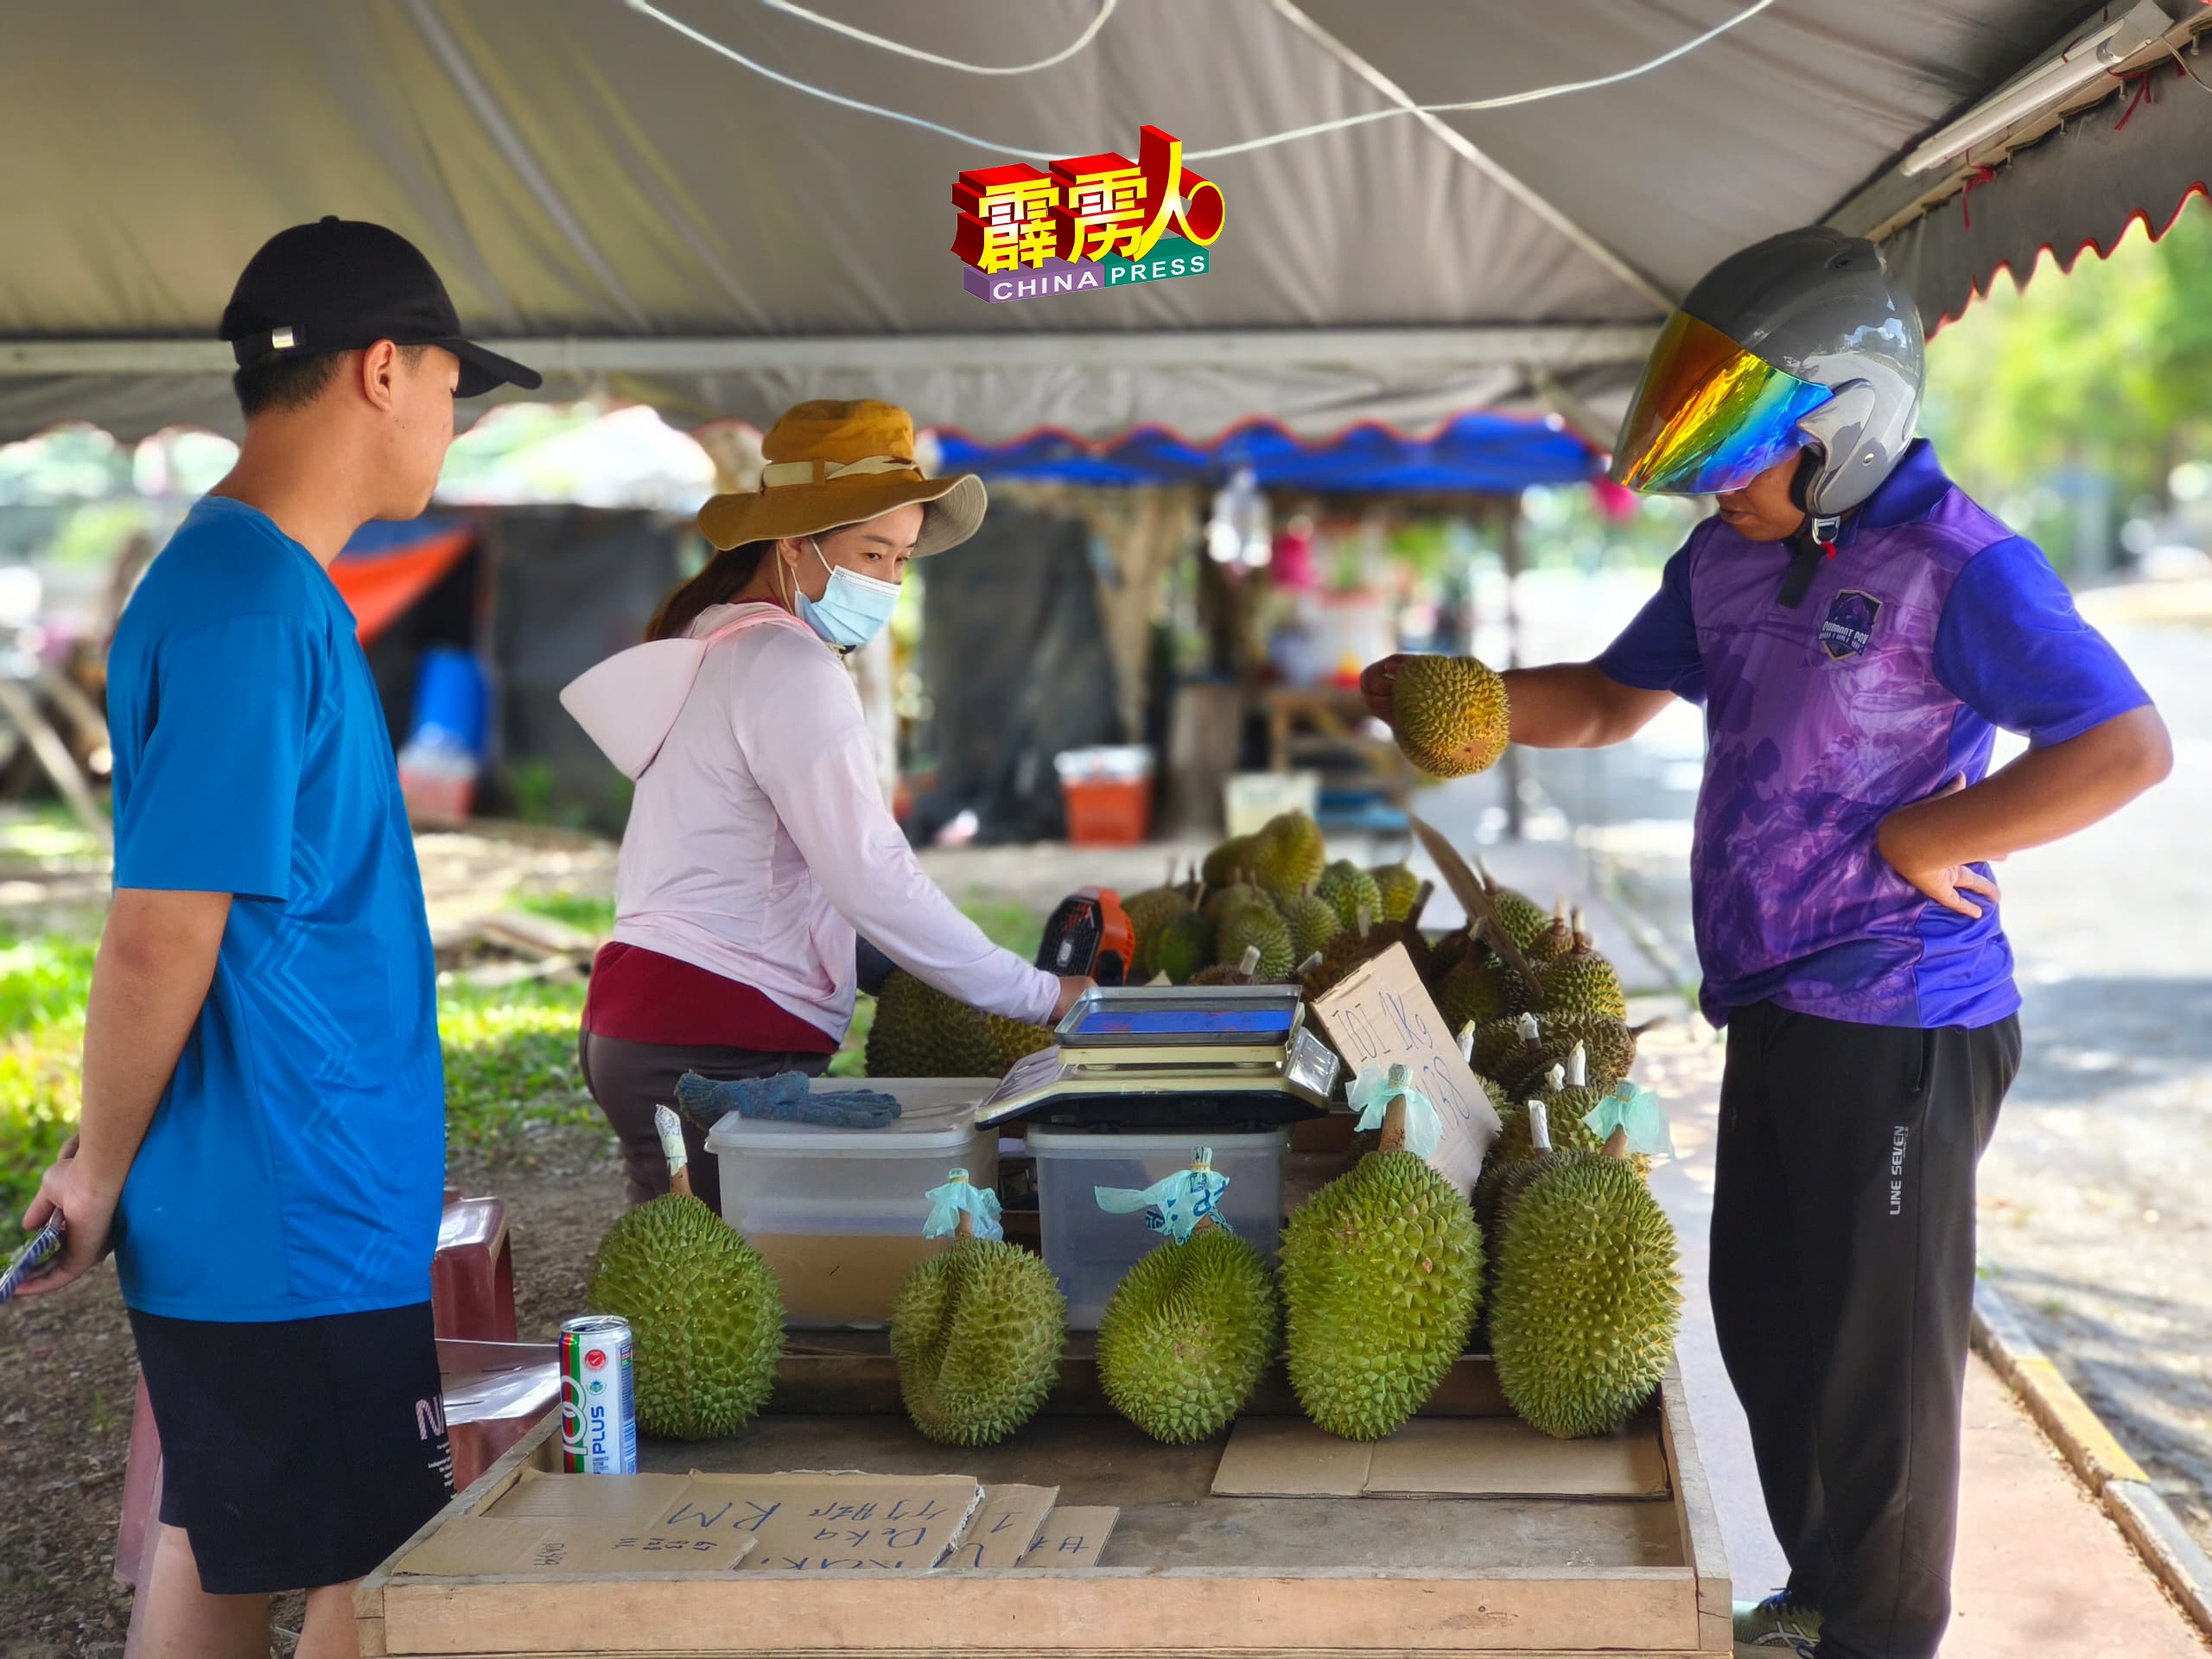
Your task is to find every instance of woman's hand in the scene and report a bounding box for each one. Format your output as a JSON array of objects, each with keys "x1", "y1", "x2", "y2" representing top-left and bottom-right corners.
[
  {"x1": 1052, "y1": 976, "x2": 1096, "y2": 1022},
  {"x1": 1359, "y1": 656, "x2": 1408, "y2": 722}
]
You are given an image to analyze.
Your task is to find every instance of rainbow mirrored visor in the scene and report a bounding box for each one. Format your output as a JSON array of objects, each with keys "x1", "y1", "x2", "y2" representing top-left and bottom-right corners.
[{"x1": 1610, "y1": 310, "x2": 1834, "y2": 495}]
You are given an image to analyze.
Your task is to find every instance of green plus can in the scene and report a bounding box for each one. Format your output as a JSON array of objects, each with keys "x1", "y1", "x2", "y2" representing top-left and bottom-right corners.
[{"x1": 559, "y1": 1314, "x2": 637, "y2": 1473}]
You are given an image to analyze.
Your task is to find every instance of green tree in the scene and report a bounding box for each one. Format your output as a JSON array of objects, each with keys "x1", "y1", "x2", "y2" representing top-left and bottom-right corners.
[{"x1": 1923, "y1": 194, "x2": 2212, "y2": 562}]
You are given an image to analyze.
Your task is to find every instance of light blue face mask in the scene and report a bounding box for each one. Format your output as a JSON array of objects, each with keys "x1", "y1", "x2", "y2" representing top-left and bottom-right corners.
[{"x1": 793, "y1": 537, "x2": 900, "y2": 652}]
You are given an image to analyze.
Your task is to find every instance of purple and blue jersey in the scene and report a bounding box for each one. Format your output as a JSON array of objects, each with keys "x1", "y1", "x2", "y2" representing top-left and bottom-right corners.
[{"x1": 1595, "y1": 440, "x2": 2149, "y2": 1032}]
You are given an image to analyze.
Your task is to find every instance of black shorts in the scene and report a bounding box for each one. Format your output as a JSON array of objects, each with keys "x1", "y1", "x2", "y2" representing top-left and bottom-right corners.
[{"x1": 129, "y1": 1300, "x2": 455, "y2": 1594}]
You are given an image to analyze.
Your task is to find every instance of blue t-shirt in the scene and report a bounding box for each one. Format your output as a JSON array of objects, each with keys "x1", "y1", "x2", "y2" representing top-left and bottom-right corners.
[
  {"x1": 1594, "y1": 441, "x2": 2150, "y2": 1032},
  {"x1": 105, "y1": 496, "x2": 444, "y2": 1321}
]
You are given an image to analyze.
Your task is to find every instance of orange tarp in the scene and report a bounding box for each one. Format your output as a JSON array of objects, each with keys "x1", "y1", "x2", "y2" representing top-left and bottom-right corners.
[{"x1": 332, "y1": 529, "x2": 474, "y2": 645}]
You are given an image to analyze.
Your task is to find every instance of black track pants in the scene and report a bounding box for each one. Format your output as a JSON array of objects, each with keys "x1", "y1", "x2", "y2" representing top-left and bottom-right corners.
[{"x1": 1710, "y1": 1000, "x2": 2021, "y2": 1659}]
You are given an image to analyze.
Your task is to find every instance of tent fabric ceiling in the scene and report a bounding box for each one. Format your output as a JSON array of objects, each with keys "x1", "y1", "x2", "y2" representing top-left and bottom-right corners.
[{"x1": 0, "y1": 1, "x2": 2206, "y2": 446}]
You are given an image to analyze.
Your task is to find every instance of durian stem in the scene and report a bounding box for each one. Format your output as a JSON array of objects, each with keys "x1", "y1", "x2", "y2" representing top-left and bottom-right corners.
[
  {"x1": 1378, "y1": 1063, "x2": 1413, "y2": 1152},
  {"x1": 954, "y1": 1208, "x2": 976, "y2": 1240},
  {"x1": 670, "y1": 1166, "x2": 693, "y2": 1200},
  {"x1": 1603, "y1": 1126, "x2": 1630, "y2": 1160},
  {"x1": 1457, "y1": 866, "x2": 1541, "y2": 996}
]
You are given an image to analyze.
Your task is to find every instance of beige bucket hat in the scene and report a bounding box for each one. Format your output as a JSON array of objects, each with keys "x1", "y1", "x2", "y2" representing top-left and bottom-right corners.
[{"x1": 696, "y1": 398, "x2": 987, "y2": 556}]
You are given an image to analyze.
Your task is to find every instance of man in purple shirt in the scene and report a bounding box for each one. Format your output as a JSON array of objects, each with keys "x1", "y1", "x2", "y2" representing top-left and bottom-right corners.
[{"x1": 1367, "y1": 228, "x2": 2170, "y2": 1659}]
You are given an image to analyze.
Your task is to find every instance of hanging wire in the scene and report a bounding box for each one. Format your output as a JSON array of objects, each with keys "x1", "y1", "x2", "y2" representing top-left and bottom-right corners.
[
  {"x1": 753, "y1": 0, "x2": 1119, "y2": 74},
  {"x1": 622, "y1": 0, "x2": 1781, "y2": 166}
]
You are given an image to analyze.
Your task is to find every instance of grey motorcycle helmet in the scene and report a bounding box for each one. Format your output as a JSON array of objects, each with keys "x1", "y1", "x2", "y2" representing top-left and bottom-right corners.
[{"x1": 1610, "y1": 227, "x2": 1925, "y2": 532}]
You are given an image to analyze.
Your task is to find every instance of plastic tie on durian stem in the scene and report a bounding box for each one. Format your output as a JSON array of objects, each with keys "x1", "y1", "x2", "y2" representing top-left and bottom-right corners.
[
  {"x1": 1580, "y1": 1081, "x2": 1676, "y2": 1160},
  {"x1": 1236, "y1": 944, "x2": 1262, "y2": 981},
  {"x1": 924, "y1": 1166, "x2": 1004, "y2": 1242},
  {"x1": 1294, "y1": 950, "x2": 1325, "y2": 979},
  {"x1": 1516, "y1": 1012, "x2": 1541, "y2": 1041},
  {"x1": 1352, "y1": 1061, "x2": 1442, "y2": 1160},
  {"x1": 1094, "y1": 1147, "x2": 1230, "y2": 1243},
  {"x1": 1457, "y1": 1021, "x2": 1477, "y2": 1063},
  {"x1": 1566, "y1": 1042, "x2": 1588, "y2": 1089},
  {"x1": 652, "y1": 1103, "x2": 693, "y2": 1200},
  {"x1": 1527, "y1": 1099, "x2": 1553, "y2": 1154}
]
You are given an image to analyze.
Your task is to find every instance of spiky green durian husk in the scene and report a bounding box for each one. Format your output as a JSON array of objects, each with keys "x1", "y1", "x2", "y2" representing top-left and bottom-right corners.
[
  {"x1": 1523, "y1": 912, "x2": 1575, "y2": 967},
  {"x1": 1496, "y1": 1013, "x2": 1641, "y2": 1098},
  {"x1": 1438, "y1": 957, "x2": 1511, "y2": 1036},
  {"x1": 1493, "y1": 1084, "x2": 1654, "y2": 1178},
  {"x1": 1096, "y1": 1227, "x2": 1279, "y2": 1444},
  {"x1": 1315, "y1": 861, "x2": 1384, "y2": 932},
  {"x1": 1281, "y1": 1150, "x2": 1483, "y2": 1441},
  {"x1": 1369, "y1": 864, "x2": 1421, "y2": 923},
  {"x1": 1122, "y1": 886, "x2": 1194, "y2": 981},
  {"x1": 866, "y1": 970, "x2": 995, "y2": 1077},
  {"x1": 985, "y1": 1014, "x2": 1057, "y2": 1075},
  {"x1": 1281, "y1": 890, "x2": 1342, "y2": 961},
  {"x1": 588, "y1": 1195, "x2": 783, "y2": 1440},
  {"x1": 1217, "y1": 906, "x2": 1295, "y2": 980},
  {"x1": 1537, "y1": 949, "x2": 1628, "y2": 1021},
  {"x1": 891, "y1": 1238, "x2": 1065, "y2": 1446},
  {"x1": 1203, "y1": 880, "x2": 1268, "y2": 928},
  {"x1": 1389, "y1": 655, "x2": 1510, "y2": 779},
  {"x1": 1470, "y1": 1016, "x2": 1545, "y2": 1086},
  {"x1": 1252, "y1": 812, "x2": 1327, "y2": 897},
  {"x1": 1189, "y1": 962, "x2": 1249, "y2": 987},
  {"x1": 1202, "y1": 836, "x2": 1259, "y2": 892},
  {"x1": 1491, "y1": 1155, "x2": 1681, "y2": 1440},
  {"x1": 1155, "y1": 912, "x2": 1216, "y2": 985},
  {"x1": 1484, "y1": 884, "x2": 1552, "y2": 950}
]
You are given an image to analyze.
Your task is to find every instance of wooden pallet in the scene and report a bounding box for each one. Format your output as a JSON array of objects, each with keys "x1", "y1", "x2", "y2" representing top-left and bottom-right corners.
[{"x1": 358, "y1": 1341, "x2": 1731, "y2": 1658}]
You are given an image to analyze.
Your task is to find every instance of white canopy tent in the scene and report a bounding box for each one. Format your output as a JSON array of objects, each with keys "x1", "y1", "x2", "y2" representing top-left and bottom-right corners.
[{"x1": 2, "y1": 0, "x2": 2209, "y2": 446}]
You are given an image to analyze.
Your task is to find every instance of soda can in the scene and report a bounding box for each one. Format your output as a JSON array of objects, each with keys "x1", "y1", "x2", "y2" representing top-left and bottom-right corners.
[{"x1": 558, "y1": 1314, "x2": 638, "y2": 1474}]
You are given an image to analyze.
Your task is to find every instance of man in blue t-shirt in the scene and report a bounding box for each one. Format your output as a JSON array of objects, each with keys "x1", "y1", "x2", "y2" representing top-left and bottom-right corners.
[
  {"x1": 20, "y1": 219, "x2": 537, "y2": 1655},
  {"x1": 1367, "y1": 231, "x2": 2170, "y2": 1659}
]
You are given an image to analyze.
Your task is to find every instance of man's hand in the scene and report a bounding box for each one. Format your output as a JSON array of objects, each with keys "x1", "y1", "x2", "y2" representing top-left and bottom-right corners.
[
  {"x1": 1359, "y1": 655, "x2": 1408, "y2": 723},
  {"x1": 1878, "y1": 776, "x2": 2003, "y2": 920},
  {"x1": 1052, "y1": 976, "x2": 1097, "y2": 1022},
  {"x1": 16, "y1": 1135, "x2": 119, "y2": 1299}
]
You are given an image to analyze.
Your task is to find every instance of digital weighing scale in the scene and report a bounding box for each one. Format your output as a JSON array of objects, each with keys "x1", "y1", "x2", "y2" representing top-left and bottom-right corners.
[{"x1": 977, "y1": 982, "x2": 1341, "y2": 1134}]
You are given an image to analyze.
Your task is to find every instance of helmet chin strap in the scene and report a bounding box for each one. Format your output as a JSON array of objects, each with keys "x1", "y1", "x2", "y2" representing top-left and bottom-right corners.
[{"x1": 1775, "y1": 448, "x2": 1840, "y2": 609}]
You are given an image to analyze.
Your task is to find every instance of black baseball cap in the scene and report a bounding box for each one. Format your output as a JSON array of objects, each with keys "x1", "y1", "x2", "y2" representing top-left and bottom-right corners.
[{"x1": 220, "y1": 216, "x2": 541, "y2": 397}]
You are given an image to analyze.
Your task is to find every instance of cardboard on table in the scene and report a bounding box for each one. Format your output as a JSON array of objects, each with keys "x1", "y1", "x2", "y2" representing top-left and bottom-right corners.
[
  {"x1": 1213, "y1": 1414, "x2": 1669, "y2": 1500},
  {"x1": 944, "y1": 1484, "x2": 1058, "y2": 1569},
  {"x1": 1016, "y1": 1507, "x2": 1118, "y2": 1568}
]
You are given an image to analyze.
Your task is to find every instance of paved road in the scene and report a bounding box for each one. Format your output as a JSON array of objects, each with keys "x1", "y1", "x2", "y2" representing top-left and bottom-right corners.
[{"x1": 1471, "y1": 579, "x2": 2212, "y2": 1556}]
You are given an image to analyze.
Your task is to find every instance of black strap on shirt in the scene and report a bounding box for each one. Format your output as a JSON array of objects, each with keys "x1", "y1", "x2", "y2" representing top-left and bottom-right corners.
[{"x1": 1774, "y1": 513, "x2": 1843, "y2": 608}]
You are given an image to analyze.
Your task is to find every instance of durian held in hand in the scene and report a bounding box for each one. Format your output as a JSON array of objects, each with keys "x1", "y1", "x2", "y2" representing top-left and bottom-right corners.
[
  {"x1": 1363, "y1": 653, "x2": 1510, "y2": 779},
  {"x1": 889, "y1": 1166, "x2": 1065, "y2": 1446},
  {"x1": 1094, "y1": 1148, "x2": 1280, "y2": 1445},
  {"x1": 586, "y1": 1106, "x2": 784, "y2": 1440},
  {"x1": 1281, "y1": 1064, "x2": 1483, "y2": 1442}
]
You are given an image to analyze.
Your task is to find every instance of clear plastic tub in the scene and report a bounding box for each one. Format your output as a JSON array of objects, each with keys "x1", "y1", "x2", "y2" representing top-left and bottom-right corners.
[
  {"x1": 1027, "y1": 1127, "x2": 1290, "y2": 1329},
  {"x1": 705, "y1": 1083, "x2": 998, "y2": 1329}
]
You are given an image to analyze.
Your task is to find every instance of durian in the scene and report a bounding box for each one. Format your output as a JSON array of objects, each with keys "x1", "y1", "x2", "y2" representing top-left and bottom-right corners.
[
  {"x1": 1535, "y1": 912, "x2": 1627, "y2": 1020},
  {"x1": 1281, "y1": 887, "x2": 1342, "y2": 961},
  {"x1": 1523, "y1": 899, "x2": 1575, "y2": 967},
  {"x1": 1096, "y1": 1223, "x2": 1279, "y2": 1444},
  {"x1": 1252, "y1": 811, "x2": 1327, "y2": 898},
  {"x1": 1497, "y1": 1047, "x2": 1652, "y2": 1175},
  {"x1": 1155, "y1": 911, "x2": 1216, "y2": 985},
  {"x1": 1437, "y1": 954, "x2": 1511, "y2": 1035},
  {"x1": 1369, "y1": 863, "x2": 1422, "y2": 923},
  {"x1": 1201, "y1": 836, "x2": 1258, "y2": 892},
  {"x1": 1470, "y1": 1012, "x2": 1548, "y2": 1088},
  {"x1": 1389, "y1": 654, "x2": 1510, "y2": 779},
  {"x1": 1122, "y1": 875, "x2": 1194, "y2": 981},
  {"x1": 1474, "y1": 859, "x2": 1552, "y2": 950},
  {"x1": 1280, "y1": 1081, "x2": 1483, "y2": 1440},
  {"x1": 1217, "y1": 906, "x2": 1295, "y2": 981},
  {"x1": 866, "y1": 971, "x2": 1052, "y2": 1078},
  {"x1": 588, "y1": 1116, "x2": 783, "y2": 1440},
  {"x1": 1491, "y1": 1136, "x2": 1681, "y2": 1440},
  {"x1": 1315, "y1": 861, "x2": 1383, "y2": 933},
  {"x1": 891, "y1": 1232, "x2": 1065, "y2": 1446},
  {"x1": 1497, "y1": 1012, "x2": 1645, "y2": 1098}
]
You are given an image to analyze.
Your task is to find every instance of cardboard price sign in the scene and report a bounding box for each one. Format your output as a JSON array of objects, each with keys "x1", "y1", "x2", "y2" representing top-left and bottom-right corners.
[{"x1": 1312, "y1": 942, "x2": 1500, "y2": 1198}]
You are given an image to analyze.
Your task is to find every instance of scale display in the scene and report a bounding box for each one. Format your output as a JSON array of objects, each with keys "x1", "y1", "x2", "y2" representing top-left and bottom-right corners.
[{"x1": 1069, "y1": 1007, "x2": 1294, "y2": 1039}]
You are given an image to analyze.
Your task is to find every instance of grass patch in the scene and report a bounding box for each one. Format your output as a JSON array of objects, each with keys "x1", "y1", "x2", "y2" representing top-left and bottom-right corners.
[
  {"x1": 510, "y1": 890, "x2": 616, "y2": 937},
  {"x1": 0, "y1": 894, "x2": 1051, "y2": 1206}
]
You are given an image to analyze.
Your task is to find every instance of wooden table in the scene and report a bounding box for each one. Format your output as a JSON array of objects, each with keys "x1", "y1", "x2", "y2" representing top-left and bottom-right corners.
[
  {"x1": 1262, "y1": 685, "x2": 1417, "y2": 806},
  {"x1": 359, "y1": 1338, "x2": 1732, "y2": 1658}
]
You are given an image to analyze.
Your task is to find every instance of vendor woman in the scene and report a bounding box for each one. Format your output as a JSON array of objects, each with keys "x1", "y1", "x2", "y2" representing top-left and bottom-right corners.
[{"x1": 563, "y1": 399, "x2": 1091, "y2": 1209}]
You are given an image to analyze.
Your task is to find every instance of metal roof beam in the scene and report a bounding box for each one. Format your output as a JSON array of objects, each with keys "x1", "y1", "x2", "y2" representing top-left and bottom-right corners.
[{"x1": 0, "y1": 326, "x2": 1656, "y2": 378}]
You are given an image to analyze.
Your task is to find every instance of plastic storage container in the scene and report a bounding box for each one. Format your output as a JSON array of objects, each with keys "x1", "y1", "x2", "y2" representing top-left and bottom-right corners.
[
  {"x1": 1054, "y1": 746, "x2": 1155, "y2": 846},
  {"x1": 1027, "y1": 1127, "x2": 1290, "y2": 1329},
  {"x1": 706, "y1": 1084, "x2": 998, "y2": 1329}
]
